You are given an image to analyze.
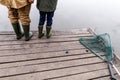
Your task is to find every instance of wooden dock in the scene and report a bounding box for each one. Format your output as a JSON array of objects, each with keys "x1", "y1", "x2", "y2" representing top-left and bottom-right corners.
[{"x1": 0, "y1": 28, "x2": 120, "y2": 80}]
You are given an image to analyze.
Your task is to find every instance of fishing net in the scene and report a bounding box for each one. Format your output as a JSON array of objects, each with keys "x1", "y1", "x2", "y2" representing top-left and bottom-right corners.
[{"x1": 79, "y1": 33, "x2": 114, "y2": 62}]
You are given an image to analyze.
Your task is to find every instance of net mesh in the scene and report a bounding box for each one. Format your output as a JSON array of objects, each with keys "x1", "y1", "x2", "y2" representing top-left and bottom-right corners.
[{"x1": 79, "y1": 33, "x2": 114, "y2": 62}]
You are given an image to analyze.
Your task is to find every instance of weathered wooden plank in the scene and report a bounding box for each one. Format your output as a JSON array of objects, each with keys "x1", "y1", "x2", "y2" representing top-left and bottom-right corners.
[
  {"x1": 0, "y1": 63, "x2": 107, "y2": 80},
  {"x1": 0, "y1": 42, "x2": 83, "y2": 56},
  {"x1": 0, "y1": 60, "x2": 106, "y2": 79},
  {"x1": 0, "y1": 33, "x2": 93, "y2": 41},
  {"x1": 44, "y1": 69, "x2": 109, "y2": 80},
  {"x1": 92, "y1": 76, "x2": 111, "y2": 80},
  {"x1": 52, "y1": 29, "x2": 91, "y2": 35},
  {"x1": 90, "y1": 70, "x2": 120, "y2": 80},
  {"x1": 0, "y1": 41, "x2": 81, "y2": 51},
  {"x1": 0, "y1": 29, "x2": 90, "y2": 35},
  {"x1": 70, "y1": 28, "x2": 90, "y2": 34},
  {"x1": 0, "y1": 33, "x2": 92, "y2": 38},
  {"x1": 92, "y1": 74, "x2": 120, "y2": 80},
  {"x1": 0, "y1": 55, "x2": 102, "y2": 70},
  {"x1": 0, "y1": 49, "x2": 90, "y2": 64},
  {"x1": 0, "y1": 37, "x2": 80, "y2": 46},
  {"x1": 0, "y1": 31, "x2": 16, "y2": 35}
]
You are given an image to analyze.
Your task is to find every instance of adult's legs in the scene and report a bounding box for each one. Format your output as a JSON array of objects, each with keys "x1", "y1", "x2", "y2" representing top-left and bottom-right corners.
[
  {"x1": 8, "y1": 8, "x2": 23, "y2": 40},
  {"x1": 18, "y1": 4, "x2": 33, "y2": 41}
]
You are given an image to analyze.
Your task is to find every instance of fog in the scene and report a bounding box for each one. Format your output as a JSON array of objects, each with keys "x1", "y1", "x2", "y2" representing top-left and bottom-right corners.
[{"x1": 0, "y1": 0, "x2": 120, "y2": 56}]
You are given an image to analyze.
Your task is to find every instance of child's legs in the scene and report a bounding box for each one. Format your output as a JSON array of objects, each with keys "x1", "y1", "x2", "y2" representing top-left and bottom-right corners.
[
  {"x1": 8, "y1": 7, "x2": 19, "y2": 24},
  {"x1": 39, "y1": 11, "x2": 46, "y2": 26},
  {"x1": 18, "y1": 4, "x2": 31, "y2": 26},
  {"x1": 46, "y1": 11, "x2": 54, "y2": 26}
]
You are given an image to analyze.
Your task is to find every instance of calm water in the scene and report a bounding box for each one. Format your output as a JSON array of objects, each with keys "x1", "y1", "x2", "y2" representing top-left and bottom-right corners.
[{"x1": 0, "y1": 0, "x2": 120, "y2": 56}]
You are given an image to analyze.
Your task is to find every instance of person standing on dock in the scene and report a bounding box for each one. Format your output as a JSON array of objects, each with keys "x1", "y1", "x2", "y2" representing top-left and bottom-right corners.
[
  {"x1": 0, "y1": 0, "x2": 34, "y2": 41},
  {"x1": 36, "y1": 0, "x2": 58, "y2": 38}
]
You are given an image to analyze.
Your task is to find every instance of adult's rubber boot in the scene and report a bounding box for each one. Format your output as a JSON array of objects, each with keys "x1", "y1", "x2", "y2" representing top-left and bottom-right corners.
[
  {"x1": 38, "y1": 25, "x2": 44, "y2": 38},
  {"x1": 12, "y1": 22, "x2": 24, "y2": 40},
  {"x1": 46, "y1": 26, "x2": 51, "y2": 38},
  {"x1": 22, "y1": 25, "x2": 33, "y2": 41}
]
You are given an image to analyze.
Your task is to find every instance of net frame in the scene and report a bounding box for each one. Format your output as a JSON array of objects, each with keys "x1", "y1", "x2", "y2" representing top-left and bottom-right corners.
[{"x1": 79, "y1": 33, "x2": 114, "y2": 62}]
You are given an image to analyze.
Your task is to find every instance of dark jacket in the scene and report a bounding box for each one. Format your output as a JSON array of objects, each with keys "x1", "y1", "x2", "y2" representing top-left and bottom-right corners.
[{"x1": 36, "y1": 0, "x2": 58, "y2": 12}]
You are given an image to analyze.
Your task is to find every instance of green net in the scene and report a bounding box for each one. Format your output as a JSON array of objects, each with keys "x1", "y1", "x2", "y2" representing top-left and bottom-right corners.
[{"x1": 79, "y1": 33, "x2": 114, "y2": 62}]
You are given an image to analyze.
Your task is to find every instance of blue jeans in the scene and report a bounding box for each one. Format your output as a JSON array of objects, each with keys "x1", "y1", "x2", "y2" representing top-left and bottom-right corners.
[{"x1": 39, "y1": 11, "x2": 54, "y2": 26}]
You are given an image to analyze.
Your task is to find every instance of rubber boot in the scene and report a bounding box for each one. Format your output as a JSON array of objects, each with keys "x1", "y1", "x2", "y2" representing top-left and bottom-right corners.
[
  {"x1": 22, "y1": 25, "x2": 33, "y2": 41},
  {"x1": 38, "y1": 25, "x2": 44, "y2": 38},
  {"x1": 46, "y1": 26, "x2": 51, "y2": 38},
  {"x1": 12, "y1": 22, "x2": 24, "y2": 40}
]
